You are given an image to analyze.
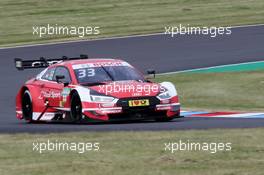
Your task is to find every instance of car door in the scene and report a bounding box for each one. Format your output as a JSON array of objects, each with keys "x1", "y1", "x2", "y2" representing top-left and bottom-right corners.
[
  {"x1": 40, "y1": 66, "x2": 71, "y2": 107},
  {"x1": 38, "y1": 67, "x2": 57, "y2": 107}
]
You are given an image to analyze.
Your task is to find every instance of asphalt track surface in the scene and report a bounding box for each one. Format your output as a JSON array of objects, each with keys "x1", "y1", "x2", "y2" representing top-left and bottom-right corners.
[{"x1": 0, "y1": 25, "x2": 264, "y2": 133}]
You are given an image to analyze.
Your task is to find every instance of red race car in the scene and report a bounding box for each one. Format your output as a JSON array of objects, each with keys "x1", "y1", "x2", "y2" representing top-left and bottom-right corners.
[{"x1": 15, "y1": 55, "x2": 181, "y2": 123}]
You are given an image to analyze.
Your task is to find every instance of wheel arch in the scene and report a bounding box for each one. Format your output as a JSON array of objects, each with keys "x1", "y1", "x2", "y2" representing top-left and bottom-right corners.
[
  {"x1": 16, "y1": 85, "x2": 45, "y2": 117},
  {"x1": 16, "y1": 86, "x2": 29, "y2": 111},
  {"x1": 70, "y1": 86, "x2": 91, "y2": 102}
]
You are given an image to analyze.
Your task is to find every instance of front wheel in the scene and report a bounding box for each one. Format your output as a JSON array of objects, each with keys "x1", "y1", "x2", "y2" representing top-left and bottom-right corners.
[
  {"x1": 22, "y1": 90, "x2": 33, "y2": 122},
  {"x1": 70, "y1": 92, "x2": 82, "y2": 123}
]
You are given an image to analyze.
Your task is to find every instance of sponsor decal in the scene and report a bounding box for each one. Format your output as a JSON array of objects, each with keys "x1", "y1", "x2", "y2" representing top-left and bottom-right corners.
[
  {"x1": 72, "y1": 61, "x2": 131, "y2": 69},
  {"x1": 32, "y1": 60, "x2": 62, "y2": 67},
  {"x1": 61, "y1": 87, "x2": 71, "y2": 96},
  {"x1": 132, "y1": 92, "x2": 143, "y2": 96},
  {"x1": 60, "y1": 88, "x2": 71, "y2": 107},
  {"x1": 128, "y1": 99, "x2": 150, "y2": 107},
  {"x1": 38, "y1": 91, "x2": 61, "y2": 99}
]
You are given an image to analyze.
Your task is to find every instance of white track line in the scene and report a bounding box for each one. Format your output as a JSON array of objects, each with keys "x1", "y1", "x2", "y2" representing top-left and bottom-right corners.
[
  {"x1": 0, "y1": 23, "x2": 264, "y2": 50},
  {"x1": 158, "y1": 60, "x2": 264, "y2": 75}
]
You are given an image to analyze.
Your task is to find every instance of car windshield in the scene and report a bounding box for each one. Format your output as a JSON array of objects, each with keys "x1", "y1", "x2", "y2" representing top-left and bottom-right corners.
[{"x1": 74, "y1": 64, "x2": 145, "y2": 84}]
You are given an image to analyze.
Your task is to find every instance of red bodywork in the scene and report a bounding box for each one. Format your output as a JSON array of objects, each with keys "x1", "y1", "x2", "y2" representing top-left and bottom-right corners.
[{"x1": 16, "y1": 59, "x2": 180, "y2": 122}]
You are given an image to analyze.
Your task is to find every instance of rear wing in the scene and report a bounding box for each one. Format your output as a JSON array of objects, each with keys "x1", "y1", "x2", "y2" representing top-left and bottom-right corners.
[{"x1": 14, "y1": 54, "x2": 88, "y2": 70}]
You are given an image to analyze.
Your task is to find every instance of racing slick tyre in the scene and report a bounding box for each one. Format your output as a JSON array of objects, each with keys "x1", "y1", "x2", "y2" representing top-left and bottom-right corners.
[
  {"x1": 70, "y1": 92, "x2": 82, "y2": 123},
  {"x1": 22, "y1": 90, "x2": 33, "y2": 122}
]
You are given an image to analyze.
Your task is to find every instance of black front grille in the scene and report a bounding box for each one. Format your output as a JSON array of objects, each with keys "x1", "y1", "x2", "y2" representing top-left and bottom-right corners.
[{"x1": 108, "y1": 96, "x2": 164, "y2": 120}]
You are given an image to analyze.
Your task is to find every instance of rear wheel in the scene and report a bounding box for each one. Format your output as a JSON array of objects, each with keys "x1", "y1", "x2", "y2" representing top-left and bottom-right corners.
[
  {"x1": 70, "y1": 92, "x2": 82, "y2": 123},
  {"x1": 22, "y1": 90, "x2": 33, "y2": 122}
]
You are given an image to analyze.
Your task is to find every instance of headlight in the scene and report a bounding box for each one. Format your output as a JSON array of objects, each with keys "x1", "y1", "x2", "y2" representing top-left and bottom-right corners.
[
  {"x1": 157, "y1": 87, "x2": 172, "y2": 100},
  {"x1": 90, "y1": 95, "x2": 115, "y2": 103},
  {"x1": 90, "y1": 89, "x2": 116, "y2": 102}
]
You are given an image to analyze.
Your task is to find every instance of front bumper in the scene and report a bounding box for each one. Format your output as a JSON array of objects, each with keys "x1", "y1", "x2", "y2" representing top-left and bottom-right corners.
[{"x1": 82, "y1": 102, "x2": 181, "y2": 121}]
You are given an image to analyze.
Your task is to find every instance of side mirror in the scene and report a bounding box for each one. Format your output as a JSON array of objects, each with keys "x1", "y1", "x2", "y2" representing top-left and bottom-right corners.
[
  {"x1": 55, "y1": 75, "x2": 65, "y2": 83},
  {"x1": 56, "y1": 75, "x2": 69, "y2": 87},
  {"x1": 146, "y1": 69, "x2": 156, "y2": 78}
]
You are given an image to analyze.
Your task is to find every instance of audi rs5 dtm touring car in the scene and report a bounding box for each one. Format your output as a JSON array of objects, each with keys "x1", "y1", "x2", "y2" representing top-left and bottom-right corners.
[{"x1": 15, "y1": 55, "x2": 180, "y2": 123}]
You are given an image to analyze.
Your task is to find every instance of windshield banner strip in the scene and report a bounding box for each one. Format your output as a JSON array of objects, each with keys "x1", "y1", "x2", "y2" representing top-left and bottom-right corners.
[{"x1": 72, "y1": 62, "x2": 131, "y2": 69}]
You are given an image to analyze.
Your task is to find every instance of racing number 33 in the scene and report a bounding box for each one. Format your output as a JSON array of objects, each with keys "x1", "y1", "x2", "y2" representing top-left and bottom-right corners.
[{"x1": 78, "y1": 68, "x2": 95, "y2": 78}]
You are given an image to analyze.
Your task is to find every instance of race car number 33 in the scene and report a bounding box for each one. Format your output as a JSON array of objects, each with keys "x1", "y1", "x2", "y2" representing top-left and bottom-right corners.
[{"x1": 128, "y1": 99, "x2": 150, "y2": 107}]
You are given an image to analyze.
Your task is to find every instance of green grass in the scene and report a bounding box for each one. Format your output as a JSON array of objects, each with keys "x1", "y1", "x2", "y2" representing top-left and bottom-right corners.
[
  {"x1": 1, "y1": 0, "x2": 264, "y2": 46},
  {"x1": 0, "y1": 129, "x2": 263, "y2": 175},
  {"x1": 155, "y1": 71, "x2": 264, "y2": 111}
]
